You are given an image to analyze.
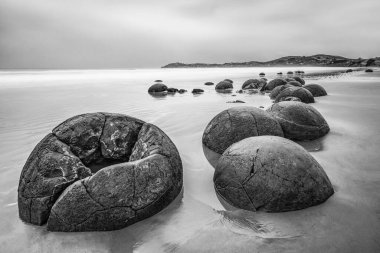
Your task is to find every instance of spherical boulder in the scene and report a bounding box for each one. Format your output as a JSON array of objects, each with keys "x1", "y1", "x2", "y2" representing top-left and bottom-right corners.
[
  {"x1": 293, "y1": 76, "x2": 305, "y2": 85},
  {"x1": 18, "y1": 113, "x2": 183, "y2": 231},
  {"x1": 148, "y1": 83, "x2": 168, "y2": 93},
  {"x1": 287, "y1": 81, "x2": 303, "y2": 87},
  {"x1": 266, "y1": 101, "x2": 330, "y2": 140},
  {"x1": 214, "y1": 136, "x2": 334, "y2": 212},
  {"x1": 269, "y1": 84, "x2": 292, "y2": 99},
  {"x1": 215, "y1": 80, "x2": 233, "y2": 91},
  {"x1": 274, "y1": 87, "x2": 315, "y2": 103},
  {"x1": 303, "y1": 84, "x2": 327, "y2": 97},
  {"x1": 285, "y1": 78, "x2": 296, "y2": 82},
  {"x1": 224, "y1": 79, "x2": 233, "y2": 83},
  {"x1": 202, "y1": 106, "x2": 284, "y2": 154},
  {"x1": 261, "y1": 78, "x2": 287, "y2": 91}
]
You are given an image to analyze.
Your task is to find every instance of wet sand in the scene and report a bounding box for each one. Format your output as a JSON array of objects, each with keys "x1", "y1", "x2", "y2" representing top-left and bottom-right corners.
[{"x1": 0, "y1": 67, "x2": 379, "y2": 252}]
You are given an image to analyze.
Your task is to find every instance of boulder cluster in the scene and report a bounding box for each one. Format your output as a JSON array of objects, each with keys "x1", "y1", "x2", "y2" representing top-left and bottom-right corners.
[
  {"x1": 262, "y1": 76, "x2": 328, "y2": 103},
  {"x1": 18, "y1": 113, "x2": 183, "y2": 232},
  {"x1": 203, "y1": 101, "x2": 333, "y2": 212}
]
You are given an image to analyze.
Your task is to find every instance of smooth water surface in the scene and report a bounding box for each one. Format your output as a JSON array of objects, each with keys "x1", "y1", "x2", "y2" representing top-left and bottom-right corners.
[{"x1": 0, "y1": 67, "x2": 379, "y2": 252}]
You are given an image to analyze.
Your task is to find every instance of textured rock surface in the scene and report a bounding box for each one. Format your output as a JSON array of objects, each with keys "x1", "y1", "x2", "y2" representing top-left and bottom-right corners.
[
  {"x1": 266, "y1": 101, "x2": 330, "y2": 140},
  {"x1": 293, "y1": 76, "x2": 305, "y2": 85},
  {"x1": 269, "y1": 84, "x2": 292, "y2": 99},
  {"x1": 148, "y1": 83, "x2": 168, "y2": 93},
  {"x1": 280, "y1": 96, "x2": 302, "y2": 102},
  {"x1": 275, "y1": 87, "x2": 315, "y2": 103},
  {"x1": 214, "y1": 136, "x2": 334, "y2": 212},
  {"x1": 261, "y1": 78, "x2": 287, "y2": 91},
  {"x1": 242, "y1": 79, "x2": 266, "y2": 90},
  {"x1": 18, "y1": 113, "x2": 183, "y2": 231},
  {"x1": 18, "y1": 134, "x2": 92, "y2": 225},
  {"x1": 303, "y1": 84, "x2": 328, "y2": 97},
  {"x1": 287, "y1": 81, "x2": 303, "y2": 87},
  {"x1": 202, "y1": 106, "x2": 284, "y2": 154},
  {"x1": 215, "y1": 81, "x2": 233, "y2": 90}
]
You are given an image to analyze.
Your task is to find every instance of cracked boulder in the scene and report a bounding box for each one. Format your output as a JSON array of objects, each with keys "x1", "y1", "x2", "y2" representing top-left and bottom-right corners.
[
  {"x1": 241, "y1": 79, "x2": 266, "y2": 90},
  {"x1": 18, "y1": 113, "x2": 183, "y2": 231},
  {"x1": 274, "y1": 87, "x2": 315, "y2": 103},
  {"x1": 214, "y1": 136, "x2": 334, "y2": 212},
  {"x1": 202, "y1": 106, "x2": 284, "y2": 154},
  {"x1": 266, "y1": 101, "x2": 330, "y2": 140},
  {"x1": 303, "y1": 84, "x2": 327, "y2": 97}
]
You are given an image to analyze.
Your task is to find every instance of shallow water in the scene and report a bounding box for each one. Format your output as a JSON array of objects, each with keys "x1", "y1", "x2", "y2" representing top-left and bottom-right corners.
[{"x1": 0, "y1": 67, "x2": 379, "y2": 252}]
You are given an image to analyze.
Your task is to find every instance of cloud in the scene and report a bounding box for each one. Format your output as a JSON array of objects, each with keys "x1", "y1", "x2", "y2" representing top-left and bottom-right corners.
[{"x1": 0, "y1": 0, "x2": 379, "y2": 68}]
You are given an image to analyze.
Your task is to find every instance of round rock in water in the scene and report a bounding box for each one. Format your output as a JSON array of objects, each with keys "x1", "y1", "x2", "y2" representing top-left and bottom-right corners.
[
  {"x1": 148, "y1": 83, "x2": 168, "y2": 93},
  {"x1": 303, "y1": 84, "x2": 327, "y2": 97},
  {"x1": 266, "y1": 101, "x2": 330, "y2": 140},
  {"x1": 202, "y1": 106, "x2": 284, "y2": 154},
  {"x1": 275, "y1": 87, "x2": 315, "y2": 103},
  {"x1": 261, "y1": 78, "x2": 287, "y2": 91},
  {"x1": 215, "y1": 80, "x2": 233, "y2": 91},
  {"x1": 18, "y1": 112, "x2": 183, "y2": 231},
  {"x1": 214, "y1": 136, "x2": 334, "y2": 212}
]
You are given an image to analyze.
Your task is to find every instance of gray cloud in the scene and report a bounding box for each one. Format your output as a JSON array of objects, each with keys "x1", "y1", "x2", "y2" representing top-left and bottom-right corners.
[{"x1": 0, "y1": 0, "x2": 379, "y2": 69}]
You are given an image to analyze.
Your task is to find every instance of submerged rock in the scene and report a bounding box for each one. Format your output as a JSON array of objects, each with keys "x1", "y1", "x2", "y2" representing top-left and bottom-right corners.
[
  {"x1": 266, "y1": 101, "x2": 330, "y2": 140},
  {"x1": 365, "y1": 69, "x2": 373, "y2": 73},
  {"x1": 202, "y1": 106, "x2": 284, "y2": 154},
  {"x1": 178, "y1": 89, "x2": 187, "y2": 94},
  {"x1": 205, "y1": 82, "x2": 214, "y2": 86},
  {"x1": 303, "y1": 84, "x2": 327, "y2": 97},
  {"x1": 227, "y1": 100, "x2": 245, "y2": 103},
  {"x1": 261, "y1": 78, "x2": 287, "y2": 91},
  {"x1": 216, "y1": 81, "x2": 233, "y2": 91},
  {"x1": 167, "y1": 88, "x2": 179, "y2": 93},
  {"x1": 192, "y1": 89, "x2": 204, "y2": 94},
  {"x1": 19, "y1": 113, "x2": 183, "y2": 231},
  {"x1": 346, "y1": 69, "x2": 353, "y2": 73},
  {"x1": 148, "y1": 83, "x2": 168, "y2": 93},
  {"x1": 214, "y1": 136, "x2": 334, "y2": 212},
  {"x1": 274, "y1": 87, "x2": 315, "y2": 103}
]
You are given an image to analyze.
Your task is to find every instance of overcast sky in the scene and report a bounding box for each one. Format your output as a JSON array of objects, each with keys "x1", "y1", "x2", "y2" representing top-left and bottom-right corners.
[{"x1": 0, "y1": 0, "x2": 379, "y2": 69}]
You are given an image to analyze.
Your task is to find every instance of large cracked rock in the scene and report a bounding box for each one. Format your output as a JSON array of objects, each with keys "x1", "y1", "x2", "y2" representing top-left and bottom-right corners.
[
  {"x1": 275, "y1": 87, "x2": 315, "y2": 103},
  {"x1": 215, "y1": 80, "x2": 233, "y2": 91},
  {"x1": 202, "y1": 106, "x2": 284, "y2": 154},
  {"x1": 214, "y1": 136, "x2": 334, "y2": 212},
  {"x1": 269, "y1": 84, "x2": 292, "y2": 99},
  {"x1": 18, "y1": 113, "x2": 183, "y2": 231},
  {"x1": 266, "y1": 101, "x2": 330, "y2": 141}
]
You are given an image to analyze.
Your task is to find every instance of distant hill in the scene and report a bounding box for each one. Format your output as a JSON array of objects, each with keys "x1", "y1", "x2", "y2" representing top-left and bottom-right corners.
[{"x1": 162, "y1": 55, "x2": 380, "y2": 68}]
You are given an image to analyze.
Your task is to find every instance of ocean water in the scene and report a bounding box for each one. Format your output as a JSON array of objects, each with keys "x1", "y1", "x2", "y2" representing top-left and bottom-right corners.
[{"x1": 0, "y1": 67, "x2": 379, "y2": 252}]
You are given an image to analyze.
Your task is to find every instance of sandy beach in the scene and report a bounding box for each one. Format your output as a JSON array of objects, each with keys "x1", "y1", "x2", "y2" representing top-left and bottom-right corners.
[{"x1": 0, "y1": 67, "x2": 379, "y2": 252}]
